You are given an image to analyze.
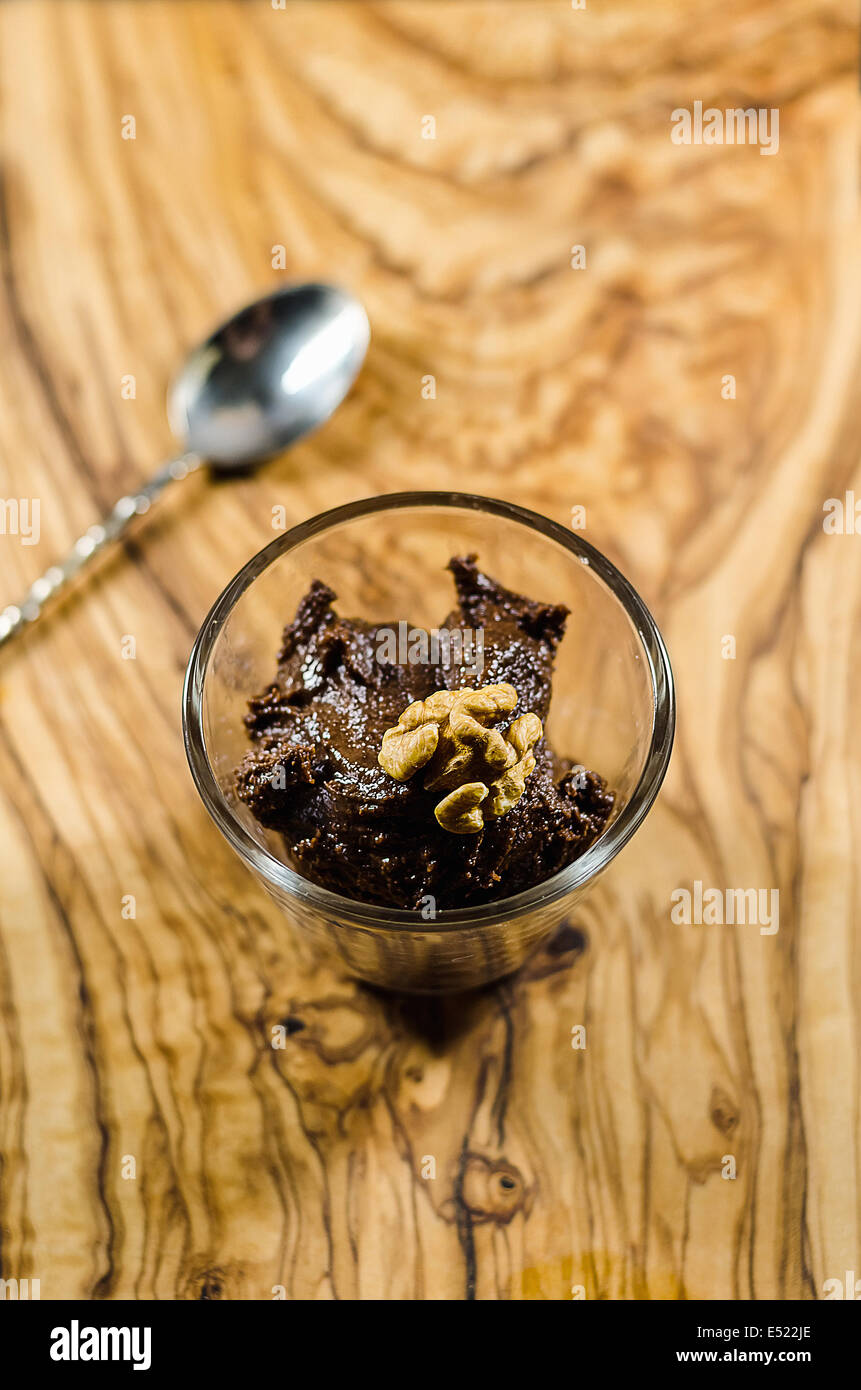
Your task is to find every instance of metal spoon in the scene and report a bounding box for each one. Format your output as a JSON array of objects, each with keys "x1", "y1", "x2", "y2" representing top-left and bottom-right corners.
[{"x1": 0, "y1": 282, "x2": 370, "y2": 647}]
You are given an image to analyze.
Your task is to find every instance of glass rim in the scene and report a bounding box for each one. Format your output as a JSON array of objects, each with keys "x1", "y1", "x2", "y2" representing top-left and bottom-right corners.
[{"x1": 182, "y1": 491, "x2": 675, "y2": 931}]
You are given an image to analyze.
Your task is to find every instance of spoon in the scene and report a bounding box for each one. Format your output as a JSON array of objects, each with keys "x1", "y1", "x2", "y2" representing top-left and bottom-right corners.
[{"x1": 0, "y1": 282, "x2": 370, "y2": 647}]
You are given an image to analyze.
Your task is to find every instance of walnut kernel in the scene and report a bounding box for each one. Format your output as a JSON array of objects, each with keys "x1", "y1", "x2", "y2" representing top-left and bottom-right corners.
[{"x1": 378, "y1": 683, "x2": 543, "y2": 833}]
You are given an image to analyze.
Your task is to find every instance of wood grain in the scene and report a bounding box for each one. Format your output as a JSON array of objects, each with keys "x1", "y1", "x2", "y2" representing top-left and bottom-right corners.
[{"x1": 0, "y1": 0, "x2": 859, "y2": 1300}]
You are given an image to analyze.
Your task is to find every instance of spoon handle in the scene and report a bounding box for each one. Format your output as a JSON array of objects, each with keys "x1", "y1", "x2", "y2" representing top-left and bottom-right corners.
[{"x1": 0, "y1": 452, "x2": 202, "y2": 649}]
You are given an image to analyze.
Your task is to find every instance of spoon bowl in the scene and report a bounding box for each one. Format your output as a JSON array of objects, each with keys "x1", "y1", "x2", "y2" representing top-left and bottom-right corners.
[{"x1": 168, "y1": 283, "x2": 370, "y2": 470}]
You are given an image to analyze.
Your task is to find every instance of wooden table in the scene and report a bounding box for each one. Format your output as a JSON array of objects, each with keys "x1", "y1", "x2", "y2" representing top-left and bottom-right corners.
[{"x1": 0, "y1": 0, "x2": 858, "y2": 1301}]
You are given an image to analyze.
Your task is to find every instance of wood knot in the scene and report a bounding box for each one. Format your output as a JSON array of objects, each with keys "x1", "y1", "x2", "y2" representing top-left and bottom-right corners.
[
  {"x1": 547, "y1": 923, "x2": 588, "y2": 957},
  {"x1": 710, "y1": 1085, "x2": 739, "y2": 1135},
  {"x1": 180, "y1": 1262, "x2": 245, "y2": 1301},
  {"x1": 270, "y1": 994, "x2": 381, "y2": 1064},
  {"x1": 460, "y1": 1155, "x2": 526, "y2": 1223},
  {"x1": 522, "y1": 921, "x2": 588, "y2": 982}
]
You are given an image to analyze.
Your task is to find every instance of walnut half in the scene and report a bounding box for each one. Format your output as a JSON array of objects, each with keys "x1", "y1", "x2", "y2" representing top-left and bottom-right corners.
[
  {"x1": 378, "y1": 689, "x2": 458, "y2": 782},
  {"x1": 378, "y1": 684, "x2": 543, "y2": 834}
]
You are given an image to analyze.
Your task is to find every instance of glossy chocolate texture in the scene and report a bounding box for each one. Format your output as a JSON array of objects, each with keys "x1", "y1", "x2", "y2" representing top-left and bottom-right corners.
[{"x1": 236, "y1": 557, "x2": 614, "y2": 910}]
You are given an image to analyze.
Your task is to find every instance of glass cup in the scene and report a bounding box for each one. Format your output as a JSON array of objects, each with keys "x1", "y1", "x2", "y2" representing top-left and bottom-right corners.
[{"x1": 183, "y1": 493, "x2": 675, "y2": 993}]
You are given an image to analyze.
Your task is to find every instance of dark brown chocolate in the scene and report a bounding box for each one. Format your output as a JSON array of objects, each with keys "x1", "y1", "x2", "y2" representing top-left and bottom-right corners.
[{"x1": 235, "y1": 556, "x2": 613, "y2": 909}]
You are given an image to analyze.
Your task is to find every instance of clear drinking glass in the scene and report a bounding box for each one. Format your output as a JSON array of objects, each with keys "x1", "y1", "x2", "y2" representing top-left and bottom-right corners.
[{"x1": 182, "y1": 493, "x2": 674, "y2": 993}]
